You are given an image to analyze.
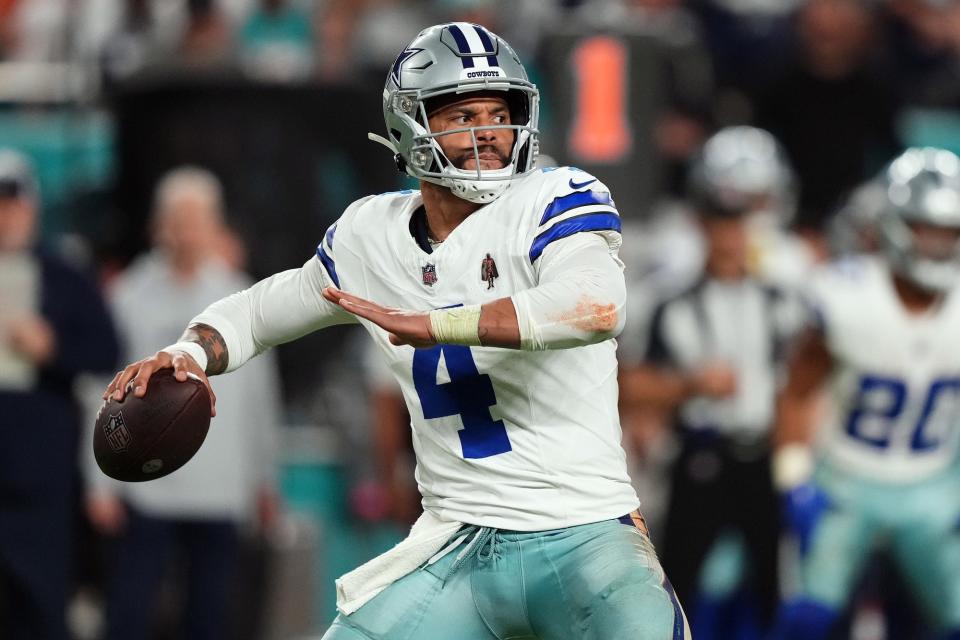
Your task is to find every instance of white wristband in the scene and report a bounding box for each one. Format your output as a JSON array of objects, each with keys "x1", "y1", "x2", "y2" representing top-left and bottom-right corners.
[
  {"x1": 429, "y1": 304, "x2": 482, "y2": 346},
  {"x1": 772, "y1": 444, "x2": 815, "y2": 491},
  {"x1": 161, "y1": 341, "x2": 209, "y2": 373}
]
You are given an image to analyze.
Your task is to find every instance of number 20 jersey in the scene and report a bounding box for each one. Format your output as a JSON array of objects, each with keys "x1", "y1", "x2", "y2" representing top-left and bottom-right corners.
[
  {"x1": 807, "y1": 255, "x2": 960, "y2": 482},
  {"x1": 318, "y1": 167, "x2": 639, "y2": 531}
]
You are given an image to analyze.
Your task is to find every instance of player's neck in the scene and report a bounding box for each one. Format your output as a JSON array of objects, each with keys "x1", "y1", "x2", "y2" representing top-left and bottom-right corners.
[
  {"x1": 891, "y1": 273, "x2": 943, "y2": 315},
  {"x1": 705, "y1": 256, "x2": 748, "y2": 281},
  {"x1": 420, "y1": 181, "x2": 483, "y2": 242}
]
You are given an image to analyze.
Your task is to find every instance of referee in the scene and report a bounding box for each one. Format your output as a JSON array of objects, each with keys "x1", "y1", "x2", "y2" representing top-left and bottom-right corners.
[{"x1": 620, "y1": 127, "x2": 805, "y2": 638}]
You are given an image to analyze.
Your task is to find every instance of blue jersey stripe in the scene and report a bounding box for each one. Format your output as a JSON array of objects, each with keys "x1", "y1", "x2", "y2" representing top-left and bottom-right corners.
[
  {"x1": 324, "y1": 222, "x2": 337, "y2": 250},
  {"x1": 472, "y1": 25, "x2": 499, "y2": 67},
  {"x1": 539, "y1": 190, "x2": 615, "y2": 225},
  {"x1": 316, "y1": 245, "x2": 340, "y2": 287},
  {"x1": 529, "y1": 212, "x2": 622, "y2": 262},
  {"x1": 447, "y1": 25, "x2": 475, "y2": 68}
]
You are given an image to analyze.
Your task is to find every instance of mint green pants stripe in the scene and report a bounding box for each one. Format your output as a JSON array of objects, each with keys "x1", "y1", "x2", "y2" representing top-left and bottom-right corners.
[
  {"x1": 799, "y1": 463, "x2": 960, "y2": 630},
  {"x1": 322, "y1": 517, "x2": 689, "y2": 640}
]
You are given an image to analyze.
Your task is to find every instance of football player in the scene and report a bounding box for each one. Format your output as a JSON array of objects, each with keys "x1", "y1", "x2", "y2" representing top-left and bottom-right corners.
[
  {"x1": 104, "y1": 23, "x2": 691, "y2": 640},
  {"x1": 772, "y1": 147, "x2": 960, "y2": 639}
]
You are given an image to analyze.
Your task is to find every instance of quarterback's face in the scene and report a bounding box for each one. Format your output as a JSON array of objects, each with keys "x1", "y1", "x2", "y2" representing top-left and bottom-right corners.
[{"x1": 428, "y1": 95, "x2": 514, "y2": 171}]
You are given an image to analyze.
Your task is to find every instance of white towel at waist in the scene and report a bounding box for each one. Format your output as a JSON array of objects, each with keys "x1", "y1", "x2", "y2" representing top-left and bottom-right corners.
[{"x1": 335, "y1": 510, "x2": 464, "y2": 615}]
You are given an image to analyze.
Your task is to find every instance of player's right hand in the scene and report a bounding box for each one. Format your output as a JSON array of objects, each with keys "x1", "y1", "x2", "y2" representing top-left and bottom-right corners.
[
  {"x1": 103, "y1": 349, "x2": 217, "y2": 416},
  {"x1": 782, "y1": 482, "x2": 832, "y2": 555}
]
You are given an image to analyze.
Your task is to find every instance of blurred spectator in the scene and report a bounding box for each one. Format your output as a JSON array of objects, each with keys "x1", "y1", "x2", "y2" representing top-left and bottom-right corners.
[
  {"x1": 692, "y1": 0, "x2": 800, "y2": 99},
  {"x1": 0, "y1": 0, "x2": 71, "y2": 61},
  {"x1": 98, "y1": 0, "x2": 162, "y2": 86},
  {"x1": 84, "y1": 167, "x2": 282, "y2": 640},
  {"x1": 316, "y1": 0, "x2": 431, "y2": 83},
  {"x1": 430, "y1": 0, "x2": 561, "y2": 61},
  {"x1": 0, "y1": 148, "x2": 119, "y2": 640},
  {"x1": 179, "y1": 0, "x2": 235, "y2": 68},
  {"x1": 109, "y1": 0, "x2": 241, "y2": 84},
  {"x1": 884, "y1": 0, "x2": 960, "y2": 109},
  {"x1": 239, "y1": 0, "x2": 314, "y2": 81},
  {"x1": 756, "y1": 0, "x2": 900, "y2": 235},
  {"x1": 0, "y1": 0, "x2": 16, "y2": 58},
  {"x1": 538, "y1": 0, "x2": 715, "y2": 217}
]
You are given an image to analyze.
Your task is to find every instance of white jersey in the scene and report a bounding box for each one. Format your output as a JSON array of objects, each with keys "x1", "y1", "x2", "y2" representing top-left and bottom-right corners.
[
  {"x1": 313, "y1": 167, "x2": 638, "y2": 530},
  {"x1": 807, "y1": 255, "x2": 960, "y2": 482}
]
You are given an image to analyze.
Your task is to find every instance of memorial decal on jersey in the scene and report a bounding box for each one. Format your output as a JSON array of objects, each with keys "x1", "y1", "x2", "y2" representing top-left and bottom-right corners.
[
  {"x1": 422, "y1": 263, "x2": 438, "y2": 286},
  {"x1": 481, "y1": 253, "x2": 499, "y2": 289},
  {"x1": 104, "y1": 412, "x2": 132, "y2": 452}
]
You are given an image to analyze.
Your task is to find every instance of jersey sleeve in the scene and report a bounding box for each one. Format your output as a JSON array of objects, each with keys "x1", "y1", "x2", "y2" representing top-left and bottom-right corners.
[
  {"x1": 527, "y1": 169, "x2": 622, "y2": 271},
  {"x1": 190, "y1": 196, "x2": 375, "y2": 372},
  {"x1": 314, "y1": 194, "x2": 378, "y2": 289},
  {"x1": 316, "y1": 220, "x2": 341, "y2": 287},
  {"x1": 190, "y1": 256, "x2": 358, "y2": 372},
  {"x1": 512, "y1": 232, "x2": 627, "y2": 350}
]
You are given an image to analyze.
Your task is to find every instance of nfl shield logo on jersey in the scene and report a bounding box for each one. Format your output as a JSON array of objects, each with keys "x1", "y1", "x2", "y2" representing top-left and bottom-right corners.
[
  {"x1": 422, "y1": 263, "x2": 438, "y2": 286},
  {"x1": 103, "y1": 412, "x2": 131, "y2": 452}
]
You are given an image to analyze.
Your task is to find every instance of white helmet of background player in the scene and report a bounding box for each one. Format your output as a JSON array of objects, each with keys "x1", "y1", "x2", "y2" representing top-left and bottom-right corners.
[
  {"x1": 687, "y1": 126, "x2": 796, "y2": 223},
  {"x1": 879, "y1": 147, "x2": 960, "y2": 292},
  {"x1": 375, "y1": 23, "x2": 539, "y2": 204}
]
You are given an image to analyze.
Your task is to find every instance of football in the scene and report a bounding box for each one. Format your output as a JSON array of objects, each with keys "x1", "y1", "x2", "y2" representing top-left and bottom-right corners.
[{"x1": 93, "y1": 368, "x2": 211, "y2": 482}]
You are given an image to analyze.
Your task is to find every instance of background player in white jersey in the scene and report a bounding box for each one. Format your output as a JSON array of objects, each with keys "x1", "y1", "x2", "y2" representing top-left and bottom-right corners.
[
  {"x1": 103, "y1": 23, "x2": 690, "y2": 640},
  {"x1": 771, "y1": 147, "x2": 960, "y2": 640}
]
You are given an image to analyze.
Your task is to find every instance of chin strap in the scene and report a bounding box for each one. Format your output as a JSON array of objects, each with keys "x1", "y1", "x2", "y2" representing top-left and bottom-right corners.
[{"x1": 367, "y1": 132, "x2": 399, "y2": 154}]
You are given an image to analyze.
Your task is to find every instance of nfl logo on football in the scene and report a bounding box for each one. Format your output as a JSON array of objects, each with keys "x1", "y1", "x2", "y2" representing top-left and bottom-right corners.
[
  {"x1": 421, "y1": 263, "x2": 438, "y2": 286},
  {"x1": 103, "y1": 412, "x2": 132, "y2": 452}
]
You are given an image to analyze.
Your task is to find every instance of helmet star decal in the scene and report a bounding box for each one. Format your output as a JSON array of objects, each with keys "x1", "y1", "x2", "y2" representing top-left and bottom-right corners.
[{"x1": 390, "y1": 48, "x2": 426, "y2": 89}]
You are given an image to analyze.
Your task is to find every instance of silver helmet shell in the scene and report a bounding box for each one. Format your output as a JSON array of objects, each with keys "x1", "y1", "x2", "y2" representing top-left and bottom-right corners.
[
  {"x1": 879, "y1": 147, "x2": 960, "y2": 292},
  {"x1": 382, "y1": 23, "x2": 539, "y2": 204},
  {"x1": 687, "y1": 126, "x2": 796, "y2": 223}
]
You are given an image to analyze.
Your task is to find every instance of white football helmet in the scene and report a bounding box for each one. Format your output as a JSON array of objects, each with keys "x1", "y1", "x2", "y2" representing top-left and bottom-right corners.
[
  {"x1": 687, "y1": 126, "x2": 796, "y2": 223},
  {"x1": 376, "y1": 23, "x2": 539, "y2": 204},
  {"x1": 879, "y1": 147, "x2": 960, "y2": 292}
]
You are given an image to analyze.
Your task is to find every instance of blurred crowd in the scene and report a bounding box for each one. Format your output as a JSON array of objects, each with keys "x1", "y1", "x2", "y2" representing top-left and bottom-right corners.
[{"x1": 3, "y1": 0, "x2": 960, "y2": 638}]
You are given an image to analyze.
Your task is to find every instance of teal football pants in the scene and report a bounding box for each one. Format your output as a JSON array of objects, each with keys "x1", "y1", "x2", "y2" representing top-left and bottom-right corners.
[
  {"x1": 796, "y1": 463, "x2": 960, "y2": 631},
  {"x1": 322, "y1": 514, "x2": 690, "y2": 640}
]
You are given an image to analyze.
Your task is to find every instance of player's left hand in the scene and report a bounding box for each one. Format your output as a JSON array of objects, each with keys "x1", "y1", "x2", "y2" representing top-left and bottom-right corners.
[{"x1": 322, "y1": 287, "x2": 437, "y2": 348}]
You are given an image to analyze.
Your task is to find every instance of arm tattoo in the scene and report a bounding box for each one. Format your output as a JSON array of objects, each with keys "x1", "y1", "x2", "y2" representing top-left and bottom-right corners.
[{"x1": 179, "y1": 323, "x2": 229, "y2": 375}]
